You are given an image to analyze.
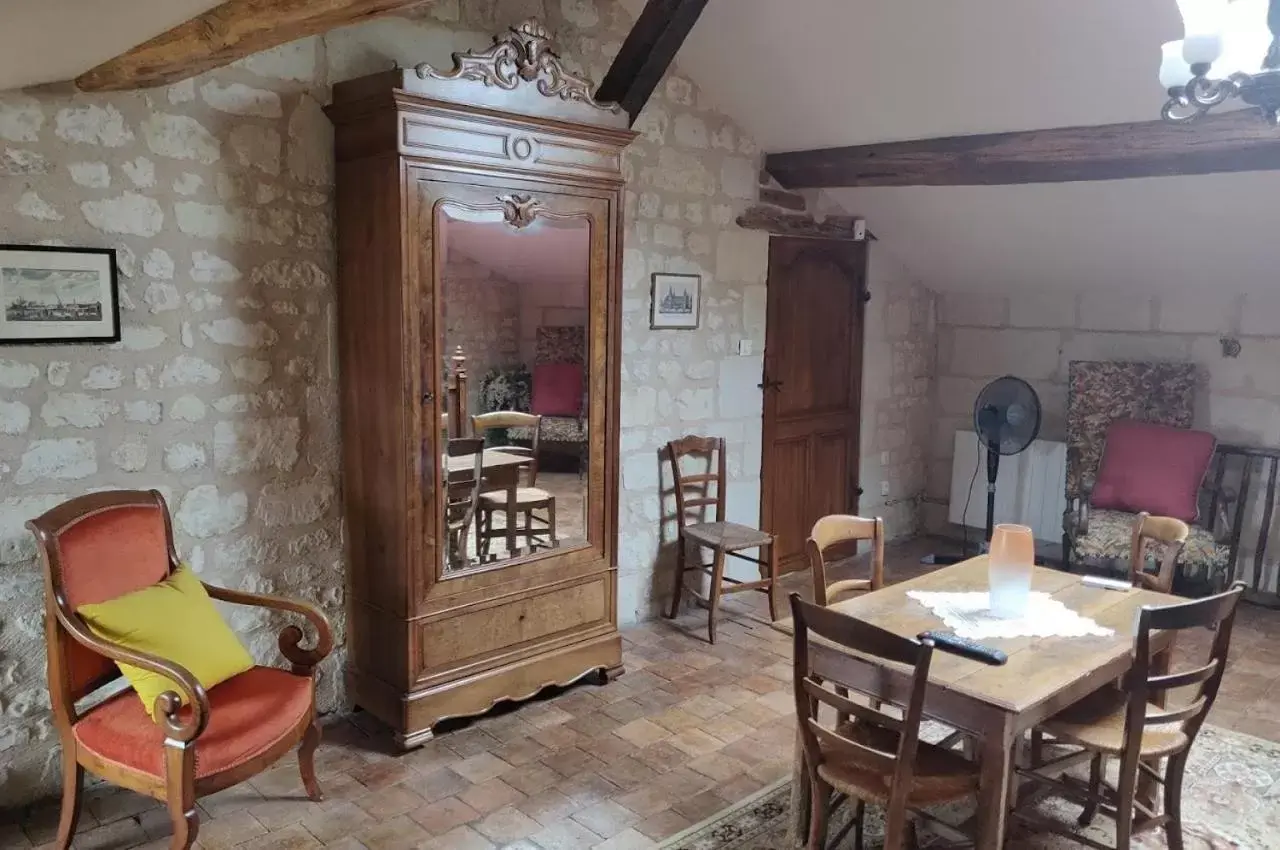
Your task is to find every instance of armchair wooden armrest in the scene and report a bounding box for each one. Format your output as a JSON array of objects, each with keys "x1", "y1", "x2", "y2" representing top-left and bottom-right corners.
[
  {"x1": 202, "y1": 584, "x2": 334, "y2": 675},
  {"x1": 53, "y1": 607, "x2": 209, "y2": 742}
]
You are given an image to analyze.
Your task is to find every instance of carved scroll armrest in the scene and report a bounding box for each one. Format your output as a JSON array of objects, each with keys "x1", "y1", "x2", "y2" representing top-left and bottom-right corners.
[
  {"x1": 54, "y1": 608, "x2": 209, "y2": 742},
  {"x1": 203, "y1": 584, "x2": 334, "y2": 674},
  {"x1": 1064, "y1": 491, "x2": 1091, "y2": 538}
]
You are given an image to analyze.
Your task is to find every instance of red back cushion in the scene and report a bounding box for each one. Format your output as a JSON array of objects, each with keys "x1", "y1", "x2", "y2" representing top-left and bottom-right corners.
[
  {"x1": 1091, "y1": 420, "x2": 1216, "y2": 522},
  {"x1": 532, "y1": 363, "x2": 584, "y2": 416}
]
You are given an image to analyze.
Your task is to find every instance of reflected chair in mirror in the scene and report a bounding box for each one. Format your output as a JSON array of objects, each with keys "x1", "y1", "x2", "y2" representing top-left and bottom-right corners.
[
  {"x1": 1129, "y1": 512, "x2": 1190, "y2": 594},
  {"x1": 806, "y1": 515, "x2": 885, "y2": 606},
  {"x1": 1014, "y1": 583, "x2": 1245, "y2": 850},
  {"x1": 664, "y1": 435, "x2": 780, "y2": 643},
  {"x1": 444, "y1": 344, "x2": 469, "y2": 439},
  {"x1": 27, "y1": 490, "x2": 332, "y2": 850},
  {"x1": 446, "y1": 437, "x2": 485, "y2": 567},
  {"x1": 472, "y1": 412, "x2": 557, "y2": 558},
  {"x1": 790, "y1": 594, "x2": 979, "y2": 850}
]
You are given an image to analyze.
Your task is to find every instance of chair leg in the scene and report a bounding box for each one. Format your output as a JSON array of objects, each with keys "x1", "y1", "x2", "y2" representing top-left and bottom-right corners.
[
  {"x1": 1030, "y1": 729, "x2": 1043, "y2": 767},
  {"x1": 1164, "y1": 752, "x2": 1188, "y2": 850},
  {"x1": 54, "y1": 749, "x2": 82, "y2": 850},
  {"x1": 164, "y1": 744, "x2": 198, "y2": 850},
  {"x1": 707, "y1": 547, "x2": 727, "y2": 645},
  {"x1": 904, "y1": 818, "x2": 920, "y2": 850},
  {"x1": 299, "y1": 718, "x2": 324, "y2": 802},
  {"x1": 667, "y1": 537, "x2": 686, "y2": 619},
  {"x1": 852, "y1": 799, "x2": 866, "y2": 850},
  {"x1": 546, "y1": 497, "x2": 558, "y2": 547},
  {"x1": 1114, "y1": 755, "x2": 1139, "y2": 850},
  {"x1": 807, "y1": 777, "x2": 830, "y2": 850},
  {"x1": 766, "y1": 537, "x2": 780, "y2": 622},
  {"x1": 1077, "y1": 753, "x2": 1103, "y2": 827}
]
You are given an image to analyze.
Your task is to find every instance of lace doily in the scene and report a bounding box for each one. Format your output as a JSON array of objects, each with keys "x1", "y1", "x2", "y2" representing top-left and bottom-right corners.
[{"x1": 906, "y1": 590, "x2": 1115, "y2": 640}]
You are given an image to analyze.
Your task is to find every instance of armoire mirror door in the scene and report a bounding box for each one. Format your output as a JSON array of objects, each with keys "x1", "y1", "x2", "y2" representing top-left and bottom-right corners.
[{"x1": 419, "y1": 178, "x2": 612, "y2": 581}]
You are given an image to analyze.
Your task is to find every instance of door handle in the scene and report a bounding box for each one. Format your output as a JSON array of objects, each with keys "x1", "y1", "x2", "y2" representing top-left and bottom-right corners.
[{"x1": 758, "y1": 379, "x2": 784, "y2": 391}]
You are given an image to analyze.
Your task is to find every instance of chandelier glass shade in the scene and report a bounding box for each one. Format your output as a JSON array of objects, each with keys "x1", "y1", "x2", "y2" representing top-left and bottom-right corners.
[{"x1": 1160, "y1": 0, "x2": 1280, "y2": 123}]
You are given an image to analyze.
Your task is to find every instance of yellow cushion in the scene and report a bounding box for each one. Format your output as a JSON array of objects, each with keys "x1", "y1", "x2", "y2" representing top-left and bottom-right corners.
[{"x1": 77, "y1": 565, "x2": 255, "y2": 717}]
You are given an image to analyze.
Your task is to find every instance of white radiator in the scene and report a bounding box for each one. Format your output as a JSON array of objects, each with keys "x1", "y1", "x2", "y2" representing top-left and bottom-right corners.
[{"x1": 948, "y1": 432, "x2": 1067, "y2": 544}]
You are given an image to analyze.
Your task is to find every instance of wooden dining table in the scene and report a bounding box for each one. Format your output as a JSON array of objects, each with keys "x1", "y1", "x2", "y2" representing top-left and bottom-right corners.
[
  {"x1": 444, "y1": 449, "x2": 531, "y2": 553},
  {"x1": 772, "y1": 556, "x2": 1180, "y2": 849}
]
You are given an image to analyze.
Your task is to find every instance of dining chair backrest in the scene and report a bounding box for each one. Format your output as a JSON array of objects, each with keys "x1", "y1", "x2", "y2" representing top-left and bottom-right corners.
[
  {"x1": 1128, "y1": 511, "x2": 1190, "y2": 593},
  {"x1": 806, "y1": 515, "x2": 885, "y2": 606},
  {"x1": 789, "y1": 593, "x2": 935, "y2": 840},
  {"x1": 1125, "y1": 583, "x2": 1244, "y2": 760},
  {"x1": 472, "y1": 411, "x2": 541, "y2": 486},
  {"x1": 446, "y1": 437, "x2": 485, "y2": 532},
  {"x1": 665, "y1": 436, "x2": 725, "y2": 528}
]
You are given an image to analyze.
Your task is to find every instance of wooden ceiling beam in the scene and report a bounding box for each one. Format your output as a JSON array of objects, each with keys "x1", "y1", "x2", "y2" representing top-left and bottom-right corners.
[
  {"x1": 766, "y1": 109, "x2": 1280, "y2": 188},
  {"x1": 75, "y1": 0, "x2": 432, "y2": 92},
  {"x1": 596, "y1": 0, "x2": 709, "y2": 126}
]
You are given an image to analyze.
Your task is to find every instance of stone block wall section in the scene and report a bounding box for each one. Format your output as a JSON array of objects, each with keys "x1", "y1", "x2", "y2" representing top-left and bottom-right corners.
[
  {"x1": 0, "y1": 0, "x2": 938, "y2": 804},
  {"x1": 925, "y1": 288, "x2": 1280, "y2": 543}
]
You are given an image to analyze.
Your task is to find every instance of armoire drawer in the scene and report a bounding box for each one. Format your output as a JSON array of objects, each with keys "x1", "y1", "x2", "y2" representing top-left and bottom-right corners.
[{"x1": 412, "y1": 574, "x2": 612, "y2": 683}]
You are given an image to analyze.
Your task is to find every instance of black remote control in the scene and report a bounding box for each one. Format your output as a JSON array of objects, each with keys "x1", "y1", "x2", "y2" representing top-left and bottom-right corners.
[{"x1": 918, "y1": 631, "x2": 1008, "y2": 665}]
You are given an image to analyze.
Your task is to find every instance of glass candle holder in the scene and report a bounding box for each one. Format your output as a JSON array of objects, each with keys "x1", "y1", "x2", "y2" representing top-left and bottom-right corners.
[{"x1": 988, "y1": 523, "x2": 1035, "y2": 618}]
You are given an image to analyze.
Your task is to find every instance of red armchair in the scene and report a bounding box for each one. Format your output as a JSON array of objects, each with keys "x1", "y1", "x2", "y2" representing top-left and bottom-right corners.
[{"x1": 27, "y1": 490, "x2": 333, "y2": 850}]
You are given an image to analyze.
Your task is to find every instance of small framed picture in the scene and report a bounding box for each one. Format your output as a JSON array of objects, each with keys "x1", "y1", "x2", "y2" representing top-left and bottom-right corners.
[
  {"x1": 0, "y1": 245, "x2": 120, "y2": 345},
  {"x1": 649, "y1": 272, "x2": 701, "y2": 330}
]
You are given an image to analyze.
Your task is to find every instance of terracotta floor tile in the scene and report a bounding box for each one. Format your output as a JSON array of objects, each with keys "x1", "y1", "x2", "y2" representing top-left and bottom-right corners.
[
  {"x1": 299, "y1": 800, "x2": 373, "y2": 844},
  {"x1": 491, "y1": 736, "x2": 552, "y2": 767},
  {"x1": 409, "y1": 795, "x2": 482, "y2": 835},
  {"x1": 632, "y1": 741, "x2": 688, "y2": 774},
  {"x1": 528, "y1": 817, "x2": 602, "y2": 850},
  {"x1": 348, "y1": 760, "x2": 416, "y2": 791},
  {"x1": 459, "y1": 777, "x2": 527, "y2": 815},
  {"x1": 590, "y1": 827, "x2": 657, "y2": 850},
  {"x1": 516, "y1": 789, "x2": 584, "y2": 827},
  {"x1": 83, "y1": 787, "x2": 158, "y2": 826},
  {"x1": 595, "y1": 756, "x2": 663, "y2": 792},
  {"x1": 423, "y1": 824, "x2": 496, "y2": 850},
  {"x1": 671, "y1": 789, "x2": 732, "y2": 824},
  {"x1": 633, "y1": 808, "x2": 693, "y2": 842},
  {"x1": 444, "y1": 728, "x2": 504, "y2": 758},
  {"x1": 569, "y1": 800, "x2": 638, "y2": 839},
  {"x1": 194, "y1": 784, "x2": 268, "y2": 820},
  {"x1": 503, "y1": 763, "x2": 564, "y2": 797},
  {"x1": 66, "y1": 816, "x2": 149, "y2": 850},
  {"x1": 248, "y1": 798, "x2": 326, "y2": 831},
  {"x1": 686, "y1": 751, "x2": 752, "y2": 782},
  {"x1": 612, "y1": 719, "x2": 671, "y2": 748},
  {"x1": 398, "y1": 766, "x2": 473, "y2": 803},
  {"x1": 564, "y1": 710, "x2": 624, "y2": 739},
  {"x1": 599, "y1": 698, "x2": 648, "y2": 724},
  {"x1": 554, "y1": 772, "x2": 621, "y2": 810},
  {"x1": 665, "y1": 728, "x2": 725, "y2": 758},
  {"x1": 473, "y1": 805, "x2": 544, "y2": 844},
  {"x1": 352, "y1": 784, "x2": 424, "y2": 821},
  {"x1": 355, "y1": 814, "x2": 433, "y2": 850},
  {"x1": 540, "y1": 747, "x2": 608, "y2": 778},
  {"x1": 453, "y1": 752, "x2": 516, "y2": 784},
  {"x1": 234, "y1": 823, "x2": 323, "y2": 850}
]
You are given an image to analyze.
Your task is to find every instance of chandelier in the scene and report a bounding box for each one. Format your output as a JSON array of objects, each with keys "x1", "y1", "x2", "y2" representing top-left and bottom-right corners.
[{"x1": 1160, "y1": 0, "x2": 1280, "y2": 123}]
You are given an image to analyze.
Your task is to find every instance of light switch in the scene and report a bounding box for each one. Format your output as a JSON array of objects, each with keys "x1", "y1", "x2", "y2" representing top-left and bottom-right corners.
[{"x1": 737, "y1": 339, "x2": 754, "y2": 356}]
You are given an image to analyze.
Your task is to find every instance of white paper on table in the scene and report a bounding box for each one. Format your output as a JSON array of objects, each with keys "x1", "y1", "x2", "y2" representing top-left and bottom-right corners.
[{"x1": 906, "y1": 590, "x2": 1115, "y2": 640}]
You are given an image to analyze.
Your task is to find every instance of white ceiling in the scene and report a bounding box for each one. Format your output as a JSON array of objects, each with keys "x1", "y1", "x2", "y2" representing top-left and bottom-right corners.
[
  {"x1": 443, "y1": 218, "x2": 590, "y2": 295},
  {"x1": 0, "y1": 0, "x2": 222, "y2": 91},
  {"x1": 649, "y1": 0, "x2": 1280, "y2": 294}
]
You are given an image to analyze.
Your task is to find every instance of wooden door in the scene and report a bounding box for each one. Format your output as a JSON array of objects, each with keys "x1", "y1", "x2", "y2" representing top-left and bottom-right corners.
[{"x1": 760, "y1": 237, "x2": 867, "y2": 572}]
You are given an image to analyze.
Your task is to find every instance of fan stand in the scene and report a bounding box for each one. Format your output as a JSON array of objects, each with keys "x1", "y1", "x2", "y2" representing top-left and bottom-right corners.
[{"x1": 922, "y1": 438, "x2": 1001, "y2": 566}]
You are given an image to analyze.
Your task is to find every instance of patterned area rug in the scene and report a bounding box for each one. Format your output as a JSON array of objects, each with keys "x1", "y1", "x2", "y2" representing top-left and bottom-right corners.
[{"x1": 658, "y1": 725, "x2": 1280, "y2": 849}]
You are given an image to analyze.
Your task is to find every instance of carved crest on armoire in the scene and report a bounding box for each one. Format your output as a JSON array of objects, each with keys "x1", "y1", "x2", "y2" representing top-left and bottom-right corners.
[{"x1": 325, "y1": 19, "x2": 634, "y2": 747}]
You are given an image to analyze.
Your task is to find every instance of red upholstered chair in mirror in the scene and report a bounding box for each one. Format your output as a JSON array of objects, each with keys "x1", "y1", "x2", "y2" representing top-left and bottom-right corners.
[{"x1": 27, "y1": 490, "x2": 333, "y2": 850}]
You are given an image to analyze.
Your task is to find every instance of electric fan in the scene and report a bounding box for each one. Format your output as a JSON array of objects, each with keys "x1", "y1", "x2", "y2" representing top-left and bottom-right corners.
[{"x1": 923, "y1": 375, "x2": 1043, "y2": 564}]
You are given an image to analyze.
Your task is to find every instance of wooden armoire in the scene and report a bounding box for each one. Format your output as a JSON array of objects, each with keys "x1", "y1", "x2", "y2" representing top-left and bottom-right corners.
[{"x1": 325, "y1": 19, "x2": 634, "y2": 747}]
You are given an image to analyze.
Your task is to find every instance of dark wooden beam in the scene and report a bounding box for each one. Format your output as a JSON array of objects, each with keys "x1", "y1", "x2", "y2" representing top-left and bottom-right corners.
[
  {"x1": 75, "y1": 0, "x2": 433, "y2": 92},
  {"x1": 596, "y1": 0, "x2": 709, "y2": 126},
  {"x1": 766, "y1": 109, "x2": 1280, "y2": 188}
]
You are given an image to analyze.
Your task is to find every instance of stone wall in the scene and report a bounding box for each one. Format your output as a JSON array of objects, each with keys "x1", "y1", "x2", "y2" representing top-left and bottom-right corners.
[
  {"x1": 926, "y1": 289, "x2": 1280, "y2": 585},
  {"x1": 442, "y1": 255, "x2": 521, "y2": 415},
  {"x1": 0, "y1": 0, "x2": 937, "y2": 804}
]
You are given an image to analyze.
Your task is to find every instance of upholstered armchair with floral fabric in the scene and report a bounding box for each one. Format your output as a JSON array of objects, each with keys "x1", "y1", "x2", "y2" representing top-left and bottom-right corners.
[
  {"x1": 509, "y1": 326, "x2": 588, "y2": 474},
  {"x1": 1063, "y1": 360, "x2": 1232, "y2": 591}
]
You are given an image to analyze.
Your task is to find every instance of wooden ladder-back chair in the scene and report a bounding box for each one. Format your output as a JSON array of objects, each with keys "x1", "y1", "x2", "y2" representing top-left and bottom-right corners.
[
  {"x1": 790, "y1": 594, "x2": 979, "y2": 850},
  {"x1": 1014, "y1": 583, "x2": 1245, "y2": 850},
  {"x1": 664, "y1": 435, "x2": 780, "y2": 643},
  {"x1": 807, "y1": 515, "x2": 885, "y2": 606},
  {"x1": 472, "y1": 411, "x2": 557, "y2": 555},
  {"x1": 1129, "y1": 512, "x2": 1191, "y2": 594},
  {"x1": 446, "y1": 437, "x2": 485, "y2": 565},
  {"x1": 28, "y1": 490, "x2": 333, "y2": 850}
]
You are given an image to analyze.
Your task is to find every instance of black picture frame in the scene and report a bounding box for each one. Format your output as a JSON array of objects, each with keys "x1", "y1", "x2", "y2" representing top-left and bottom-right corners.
[
  {"x1": 649, "y1": 272, "x2": 701, "y2": 330},
  {"x1": 0, "y1": 244, "x2": 121, "y2": 345}
]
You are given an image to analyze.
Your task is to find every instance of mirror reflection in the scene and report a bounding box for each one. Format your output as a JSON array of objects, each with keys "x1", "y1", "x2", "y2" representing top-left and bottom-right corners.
[{"x1": 439, "y1": 206, "x2": 590, "y2": 573}]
